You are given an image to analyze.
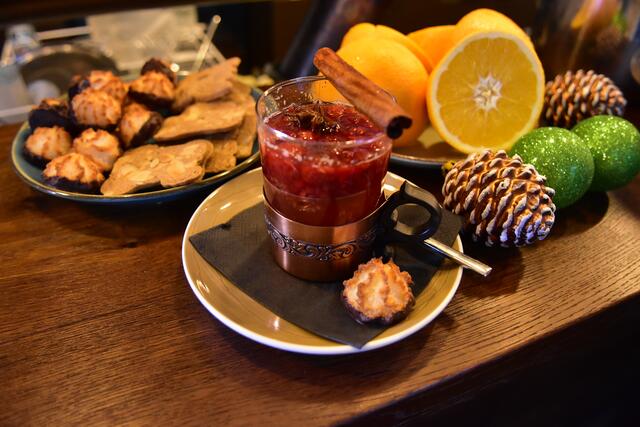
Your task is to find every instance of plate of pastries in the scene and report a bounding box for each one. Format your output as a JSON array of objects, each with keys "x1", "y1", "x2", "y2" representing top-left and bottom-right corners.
[{"x1": 11, "y1": 57, "x2": 260, "y2": 204}]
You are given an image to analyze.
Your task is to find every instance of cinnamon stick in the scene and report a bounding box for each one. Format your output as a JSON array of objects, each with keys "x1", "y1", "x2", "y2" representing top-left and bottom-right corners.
[{"x1": 313, "y1": 47, "x2": 412, "y2": 139}]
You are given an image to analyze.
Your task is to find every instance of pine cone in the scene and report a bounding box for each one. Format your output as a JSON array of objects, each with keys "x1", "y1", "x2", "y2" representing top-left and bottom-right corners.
[
  {"x1": 442, "y1": 150, "x2": 556, "y2": 247},
  {"x1": 542, "y1": 69, "x2": 626, "y2": 128}
]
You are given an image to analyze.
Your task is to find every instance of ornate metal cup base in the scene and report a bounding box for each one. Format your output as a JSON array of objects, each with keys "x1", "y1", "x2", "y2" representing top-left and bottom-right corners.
[{"x1": 264, "y1": 197, "x2": 383, "y2": 282}]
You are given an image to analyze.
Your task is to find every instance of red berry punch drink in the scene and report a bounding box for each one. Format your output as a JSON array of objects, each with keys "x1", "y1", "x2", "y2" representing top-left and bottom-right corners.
[{"x1": 257, "y1": 77, "x2": 392, "y2": 226}]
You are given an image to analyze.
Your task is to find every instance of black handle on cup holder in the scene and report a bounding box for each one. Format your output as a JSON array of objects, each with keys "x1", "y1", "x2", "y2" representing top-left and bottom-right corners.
[{"x1": 379, "y1": 181, "x2": 442, "y2": 246}]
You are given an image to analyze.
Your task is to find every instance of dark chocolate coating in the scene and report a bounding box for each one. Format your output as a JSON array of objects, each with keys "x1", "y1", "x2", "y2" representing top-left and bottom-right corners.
[
  {"x1": 67, "y1": 74, "x2": 91, "y2": 100},
  {"x1": 341, "y1": 292, "x2": 414, "y2": 327},
  {"x1": 129, "y1": 111, "x2": 163, "y2": 147},
  {"x1": 42, "y1": 174, "x2": 101, "y2": 194},
  {"x1": 141, "y1": 58, "x2": 177, "y2": 85},
  {"x1": 28, "y1": 101, "x2": 73, "y2": 132},
  {"x1": 22, "y1": 145, "x2": 49, "y2": 168},
  {"x1": 128, "y1": 90, "x2": 173, "y2": 111}
]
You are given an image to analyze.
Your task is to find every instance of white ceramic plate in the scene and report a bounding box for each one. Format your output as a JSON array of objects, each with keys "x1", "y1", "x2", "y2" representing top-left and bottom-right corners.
[{"x1": 182, "y1": 168, "x2": 463, "y2": 354}]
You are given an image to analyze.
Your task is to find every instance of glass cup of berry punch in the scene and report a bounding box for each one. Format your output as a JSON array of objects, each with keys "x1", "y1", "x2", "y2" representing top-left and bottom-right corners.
[{"x1": 257, "y1": 76, "x2": 393, "y2": 281}]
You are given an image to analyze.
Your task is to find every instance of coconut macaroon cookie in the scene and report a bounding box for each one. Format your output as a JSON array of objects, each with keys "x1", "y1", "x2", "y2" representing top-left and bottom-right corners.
[
  {"x1": 42, "y1": 152, "x2": 105, "y2": 193},
  {"x1": 69, "y1": 70, "x2": 128, "y2": 103},
  {"x1": 28, "y1": 98, "x2": 73, "y2": 132},
  {"x1": 72, "y1": 128, "x2": 122, "y2": 172},
  {"x1": 140, "y1": 58, "x2": 177, "y2": 85},
  {"x1": 118, "y1": 102, "x2": 163, "y2": 149},
  {"x1": 24, "y1": 126, "x2": 72, "y2": 166},
  {"x1": 71, "y1": 88, "x2": 122, "y2": 130},
  {"x1": 342, "y1": 258, "x2": 415, "y2": 326},
  {"x1": 129, "y1": 71, "x2": 175, "y2": 110}
]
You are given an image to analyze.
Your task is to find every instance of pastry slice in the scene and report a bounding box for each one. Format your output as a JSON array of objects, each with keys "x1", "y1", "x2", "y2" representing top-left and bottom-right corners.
[
  {"x1": 24, "y1": 126, "x2": 72, "y2": 166},
  {"x1": 156, "y1": 140, "x2": 212, "y2": 187},
  {"x1": 235, "y1": 96, "x2": 257, "y2": 159},
  {"x1": 221, "y1": 80, "x2": 252, "y2": 105},
  {"x1": 342, "y1": 258, "x2": 415, "y2": 326},
  {"x1": 101, "y1": 140, "x2": 214, "y2": 195},
  {"x1": 43, "y1": 152, "x2": 105, "y2": 193},
  {"x1": 204, "y1": 139, "x2": 238, "y2": 174},
  {"x1": 154, "y1": 101, "x2": 245, "y2": 142},
  {"x1": 100, "y1": 145, "x2": 161, "y2": 196},
  {"x1": 72, "y1": 128, "x2": 122, "y2": 172},
  {"x1": 173, "y1": 58, "x2": 241, "y2": 111}
]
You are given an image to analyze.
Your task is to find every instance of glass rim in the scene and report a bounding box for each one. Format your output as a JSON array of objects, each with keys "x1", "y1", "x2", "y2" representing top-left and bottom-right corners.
[{"x1": 256, "y1": 76, "x2": 388, "y2": 147}]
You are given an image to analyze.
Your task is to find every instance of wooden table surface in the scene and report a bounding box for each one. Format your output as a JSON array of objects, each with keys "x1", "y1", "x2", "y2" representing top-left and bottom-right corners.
[{"x1": 1, "y1": 121, "x2": 639, "y2": 425}]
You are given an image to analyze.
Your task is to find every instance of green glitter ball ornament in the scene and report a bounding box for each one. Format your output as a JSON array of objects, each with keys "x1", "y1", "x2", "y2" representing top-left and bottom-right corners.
[
  {"x1": 572, "y1": 115, "x2": 640, "y2": 191},
  {"x1": 509, "y1": 127, "x2": 594, "y2": 208}
]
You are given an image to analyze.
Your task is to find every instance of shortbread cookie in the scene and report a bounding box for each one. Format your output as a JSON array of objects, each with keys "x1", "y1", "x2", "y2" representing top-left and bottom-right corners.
[
  {"x1": 118, "y1": 102, "x2": 163, "y2": 148},
  {"x1": 204, "y1": 139, "x2": 237, "y2": 174},
  {"x1": 172, "y1": 58, "x2": 241, "y2": 111},
  {"x1": 71, "y1": 88, "x2": 121, "y2": 130},
  {"x1": 154, "y1": 101, "x2": 245, "y2": 142},
  {"x1": 72, "y1": 128, "x2": 121, "y2": 172},
  {"x1": 43, "y1": 152, "x2": 105, "y2": 193},
  {"x1": 24, "y1": 126, "x2": 72, "y2": 166}
]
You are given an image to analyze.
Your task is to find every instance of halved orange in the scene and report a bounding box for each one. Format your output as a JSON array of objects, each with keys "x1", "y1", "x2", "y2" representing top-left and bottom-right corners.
[{"x1": 427, "y1": 31, "x2": 545, "y2": 154}]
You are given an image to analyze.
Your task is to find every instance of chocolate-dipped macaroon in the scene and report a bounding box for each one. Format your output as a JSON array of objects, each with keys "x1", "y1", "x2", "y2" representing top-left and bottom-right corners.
[
  {"x1": 23, "y1": 126, "x2": 72, "y2": 167},
  {"x1": 128, "y1": 71, "x2": 175, "y2": 110},
  {"x1": 72, "y1": 128, "x2": 122, "y2": 172},
  {"x1": 118, "y1": 102, "x2": 163, "y2": 149},
  {"x1": 42, "y1": 152, "x2": 105, "y2": 193},
  {"x1": 28, "y1": 98, "x2": 73, "y2": 132},
  {"x1": 342, "y1": 258, "x2": 415, "y2": 326},
  {"x1": 68, "y1": 70, "x2": 127, "y2": 103},
  {"x1": 70, "y1": 88, "x2": 122, "y2": 131},
  {"x1": 141, "y1": 58, "x2": 177, "y2": 85}
]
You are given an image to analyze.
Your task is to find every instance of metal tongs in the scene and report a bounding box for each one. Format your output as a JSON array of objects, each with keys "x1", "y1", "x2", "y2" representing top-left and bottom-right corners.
[
  {"x1": 192, "y1": 15, "x2": 226, "y2": 73},
  {"x1": 380, "y1": 181, "x2": 492, "y2": 277}
]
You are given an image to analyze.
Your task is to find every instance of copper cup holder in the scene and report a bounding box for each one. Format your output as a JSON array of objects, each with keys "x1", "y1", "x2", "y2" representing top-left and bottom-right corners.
[
  {"x1": 263, "y1": 181, "x2": 443, "y2": 282},
  {"x1": 263, "y1": 196, "x2": 384, "y2": 282}
]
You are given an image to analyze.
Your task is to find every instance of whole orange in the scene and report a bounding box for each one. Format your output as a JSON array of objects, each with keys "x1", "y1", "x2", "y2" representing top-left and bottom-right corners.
[
  {"x1": 451, "y1": 9, "x2": 534, "y2": 51},
  {"x1": 341, "y1": 23, "x2": 433, "y2": 73},
  {"x1": 331, "y1": 38, "x2": 429, "y2": 147},
  {"x1": 408, "y1": 25, "x2": 455, "y2": 68}
]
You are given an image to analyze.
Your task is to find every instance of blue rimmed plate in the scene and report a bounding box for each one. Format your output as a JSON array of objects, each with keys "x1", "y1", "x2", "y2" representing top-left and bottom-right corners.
[{"x1": 11, "y1": 90, "x2": 261, "y2": 205}]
